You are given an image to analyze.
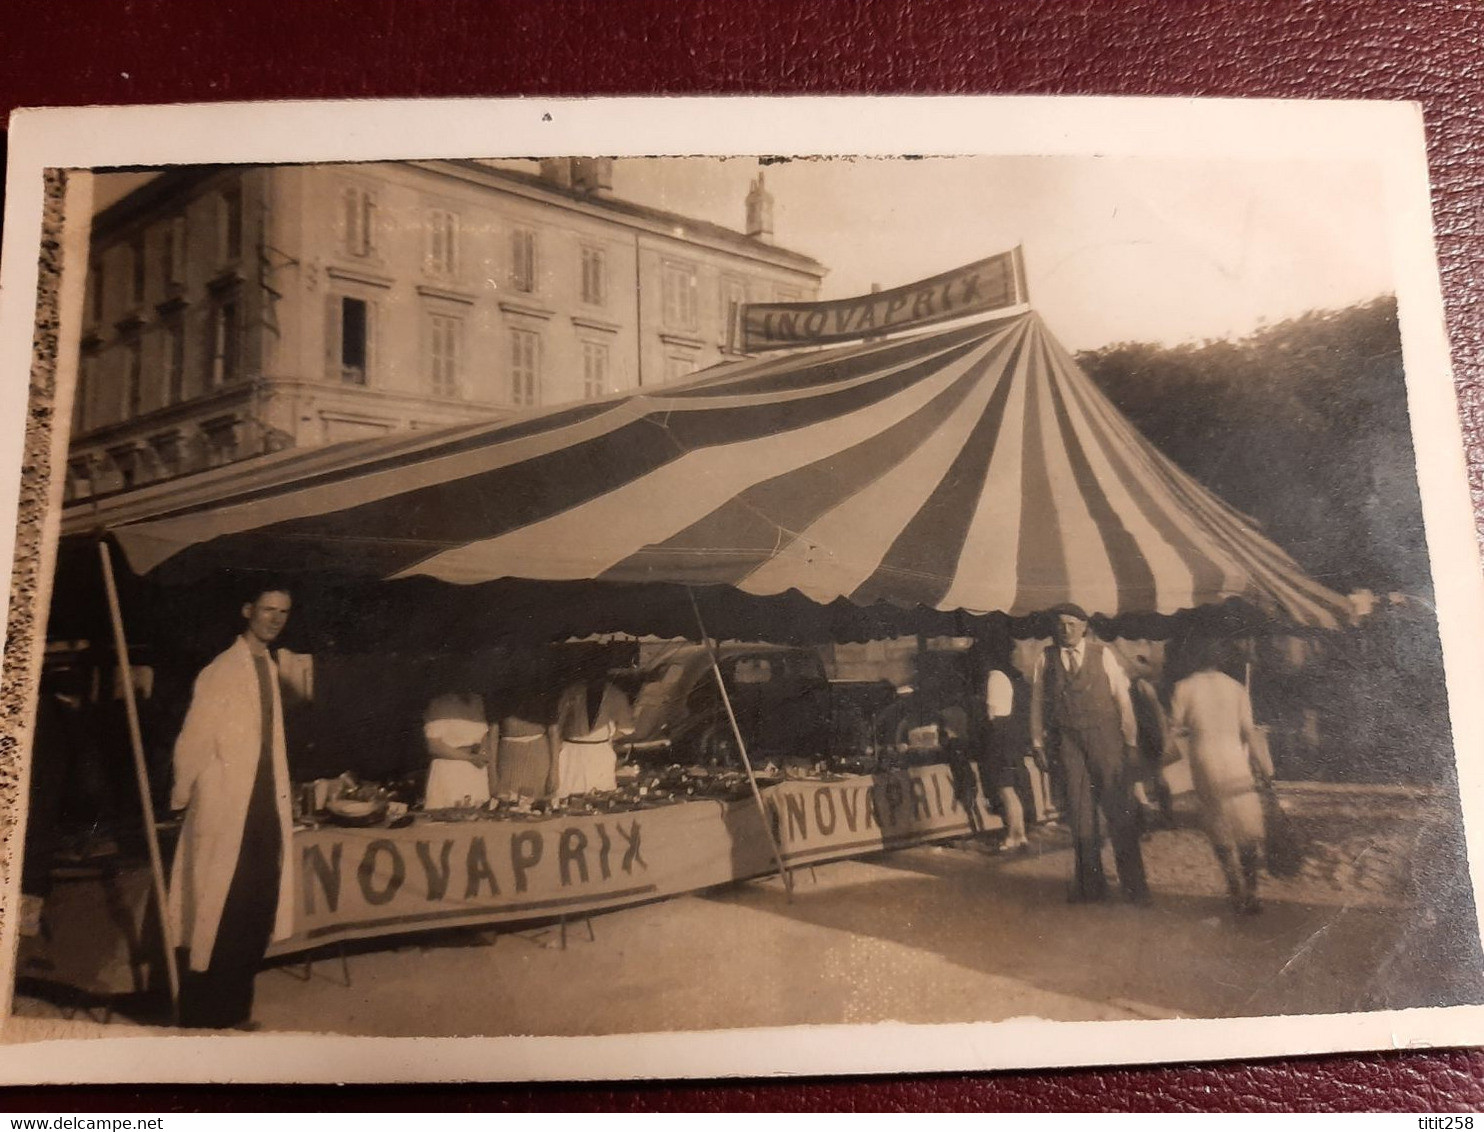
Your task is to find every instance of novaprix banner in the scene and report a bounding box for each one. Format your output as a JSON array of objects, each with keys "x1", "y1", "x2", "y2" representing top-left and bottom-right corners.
[
  {"x1": 271, "y1": 765, "x2": 997, "y2": 953},
  {"x1": 740, "y1": 247, "x2": 1025, "y2": 352}
]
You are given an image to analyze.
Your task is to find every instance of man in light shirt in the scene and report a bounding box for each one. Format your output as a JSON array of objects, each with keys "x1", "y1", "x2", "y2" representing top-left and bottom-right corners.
[{"x1": 1029, "y1": 603, "x2": 1150, "y2": 905}]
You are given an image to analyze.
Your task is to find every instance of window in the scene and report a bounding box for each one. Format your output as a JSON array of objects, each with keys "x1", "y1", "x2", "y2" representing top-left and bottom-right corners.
[
  {"x1": 163, "y1": 314, "x2": 186, "y2": 404},
  {"x1": 162, "y1": 216, "x2": 187, "y2": 288},
  {"x1": 122, "y1": 335, "x2": 143, "y2": 419},
  {"x1": 129, "y1": 235, "x2": 146, "y2": 304},
  {"x1": 425, "y1": 209, "x2": 459, "y2": 277},
  {"x1": 219, "y1": 186, "x2": 243, "y2": 262},
  {"x1": 662, "y1": 261, "x2": 698, "y2": 330},
  {"x1": 208, "y1": 291, "x2": 241, "y2": 387},
  {"x1": 510, "y1": 228, "x2": 537, "y2": 293},
  {"x1": 339, "y1": 296, "x2": 369, "y2": 385},
  {"x1": 720, "y1": 276, "x2": 747, "y2": 350},
  {"x1": 427, "y1": 313, "x2": 463, "y2": 398},
  {"x1": 89, "y1": 261, "x2": 105, "y2": 323},
  {"x1": 581, "y1": 341, "x2": 609, "y2": 400},
  {"x1": 663, "y1": 354, "x2": 695, "y2": 384},
  {"x1": 510, "y1": 328, "x2": 541, "y2": 406},
  {"x1": 341, "y1": 185, "x2": 376, "y2": 258},
  {"x1": 580, "y1": 245, "x2": 607, "y2": 306},
  {"x1": 74, "y1": 350, "x2": 96, "y2": 433}
]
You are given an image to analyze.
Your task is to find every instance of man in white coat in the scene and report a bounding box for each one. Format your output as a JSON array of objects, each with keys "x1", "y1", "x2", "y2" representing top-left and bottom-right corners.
[{"x1": 168, "y1": 584, "x2": 296, "y2": 1029}]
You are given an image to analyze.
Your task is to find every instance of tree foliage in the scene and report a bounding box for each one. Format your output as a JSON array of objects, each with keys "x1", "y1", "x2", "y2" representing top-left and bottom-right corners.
[{"x1": 1076, "y1": 297, "x2": 1428, "y2": 596}]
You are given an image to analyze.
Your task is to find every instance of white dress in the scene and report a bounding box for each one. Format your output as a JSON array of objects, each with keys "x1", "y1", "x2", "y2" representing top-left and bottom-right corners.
[
  {"x1": 423, "y1": 694, "x2": 492, "y2": 808},
  {"x1": 554, "y1": 683, "x2": 630, "y2": 797}
]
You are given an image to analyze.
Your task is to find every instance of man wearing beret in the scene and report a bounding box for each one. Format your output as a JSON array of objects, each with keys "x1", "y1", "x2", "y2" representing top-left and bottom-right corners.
[{"x1": 1029, "y1": 603, "x2": 1151, "y2": 905}]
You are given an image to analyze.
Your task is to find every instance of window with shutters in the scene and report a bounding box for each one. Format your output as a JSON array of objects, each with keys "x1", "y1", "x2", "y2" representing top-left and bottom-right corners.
[
  {"x1": 510, "y1": 328, "x2": 541, "y2": 406},
  {"x1": 219, "y1": 186, "x2": 243, "y2": 263},
  {"x1": 129, "y1": 235, "x2": 146, "y2": 305},
  {"x1": 163, "y1": 313, "x2": 186, "y2": 404},
  {"x1": 89, "y1": 261, "x2": 106, "y2": 324},
  {"x1": 425, "y1": 209, "x2": 459, "y2": 278},
  {"x1": 75, "y1": 349, "x2": 96, "y2": 433},
  {"x1": 663, "y1": 354, "x2": 695, "y2": 384},
  {"x1": 207, "y1": 288, "x2": 241, "y2": 388},
  {"x1": 580, "y1": 245, "x2": 607, "y2": 306},
  {"x1": 719, "y1": 275, "x2": 747, "y2": 351},
  {"x1": 581, "y1": 341, "x2": 609, "y2": 400},
  {"x1": 161, "y1": 216, "x2": 188, "y2": 288},
  {"x1": 122, "y1": 334, "x2": 143, "y2": 419},
  {"x1": 337, "y1": 296, "x2": 370, "y2": 385},
  {"x1": 510, "y1": 228, "x2": 538, "y2": 293},
  {"x1": 427, "y1": 312, "x2": 463, "y2": 398},
  {"x1": 661, "y1": 260, "x2": 698, "y2": 331},
  {"x1": 341, "y1": 186, "x2": 377, "y2": 258}
]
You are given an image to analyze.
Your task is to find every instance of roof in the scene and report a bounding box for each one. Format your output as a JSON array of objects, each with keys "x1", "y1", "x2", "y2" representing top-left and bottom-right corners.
[
  {"x1": 91, "y1": 160, "x2": 826, "y2": 276},
  {"x1": 93, "y1": 310, "x2": 1351, "y2": 628}
]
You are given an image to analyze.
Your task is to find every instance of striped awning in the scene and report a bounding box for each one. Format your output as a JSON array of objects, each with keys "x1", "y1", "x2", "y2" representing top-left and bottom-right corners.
[{"x1": 105, "y1": 311, "x2": 1349, "y2": 627}]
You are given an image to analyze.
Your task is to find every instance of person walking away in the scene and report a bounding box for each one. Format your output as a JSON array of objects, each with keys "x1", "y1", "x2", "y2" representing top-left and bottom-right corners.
[
  {"x1": 1167, "y1": 642, "x2": 1273, "y2": 915},
  {"x1": 1029, "y1": 603, "x2": 1150, "y2": 905},
  {"x1": 168, "y1": 584, "x2": 296, "y2": 1030}
]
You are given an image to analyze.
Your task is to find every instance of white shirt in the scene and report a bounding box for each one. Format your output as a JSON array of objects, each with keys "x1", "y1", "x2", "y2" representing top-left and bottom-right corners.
[
  {"x1": 986, "y1": 669, "x2": 1015, "y2": 720},
  {"x1": 1028, "y1": 638, "x2": 1137, "y2": 748}
]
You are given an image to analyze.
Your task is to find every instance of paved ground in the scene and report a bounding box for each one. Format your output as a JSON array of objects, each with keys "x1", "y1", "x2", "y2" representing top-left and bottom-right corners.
[{"x1": 7, "y1": 785, "x2": 1482, "y2": 1041}]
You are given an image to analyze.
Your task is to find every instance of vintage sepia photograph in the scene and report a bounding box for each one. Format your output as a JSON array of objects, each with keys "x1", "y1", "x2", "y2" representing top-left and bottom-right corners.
[{"x1": 0, "y1": 98, "x2": 1482, "y2": 1083}]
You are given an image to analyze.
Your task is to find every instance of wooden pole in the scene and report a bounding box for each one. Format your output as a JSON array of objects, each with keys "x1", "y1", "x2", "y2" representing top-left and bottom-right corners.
[
  {"x1": 686, "y1": 587, "x2": 793, "y2": 897},
  {"x1": 97, "y1": 539, "x2": 180, "y2": 1021}
]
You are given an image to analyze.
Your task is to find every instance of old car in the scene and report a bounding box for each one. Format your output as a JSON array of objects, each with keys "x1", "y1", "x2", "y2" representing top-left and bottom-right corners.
[{"x1": 626, "y1": 643, "x2": 840, "y2": 768}]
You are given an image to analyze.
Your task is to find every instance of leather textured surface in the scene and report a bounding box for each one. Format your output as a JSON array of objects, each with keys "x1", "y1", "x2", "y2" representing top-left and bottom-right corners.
[{"x1": 1, "y1": 0, "x2": 1482, "y2": 1112}]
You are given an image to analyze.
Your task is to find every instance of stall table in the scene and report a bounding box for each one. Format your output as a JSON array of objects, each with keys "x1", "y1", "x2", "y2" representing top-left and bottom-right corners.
[{"x1": 269, "y1": 762, "x2": 996, "y2": 956}]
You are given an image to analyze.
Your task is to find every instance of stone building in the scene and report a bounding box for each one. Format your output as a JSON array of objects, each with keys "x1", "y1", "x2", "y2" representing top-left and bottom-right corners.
[{"x1": 68, "y1": 160, "x2": 825, "y2": 501}]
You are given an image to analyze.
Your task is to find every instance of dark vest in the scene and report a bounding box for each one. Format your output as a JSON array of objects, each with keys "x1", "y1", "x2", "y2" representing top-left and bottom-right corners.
[{"x1": 1042, "y1": 637, "x2": 1122, "y2": 742}]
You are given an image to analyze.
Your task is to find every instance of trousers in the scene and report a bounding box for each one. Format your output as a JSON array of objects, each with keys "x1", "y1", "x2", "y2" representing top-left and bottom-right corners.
[{"x1": 1055, "y1": 728, "x2": 1148, "y2": 901}]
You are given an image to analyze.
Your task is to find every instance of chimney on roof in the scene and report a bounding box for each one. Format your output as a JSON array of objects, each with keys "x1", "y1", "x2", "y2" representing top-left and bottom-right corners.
[
  {"x1": 571, "y1": 157, "x2": 614, "y2": 198},
  {"x1": 539, "y1": 158, "x2": 574, "y2": 189},
  {"x1": 745, "y1": 172, "x2": 774, "y2": 243}
]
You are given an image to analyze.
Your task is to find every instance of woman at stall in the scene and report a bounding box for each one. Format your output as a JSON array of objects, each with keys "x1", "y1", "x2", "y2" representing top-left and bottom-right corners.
[
  {"x1": 490, "y1": 688, "x2": 560, "y2": 802},
  {"x1": 553, "y1": 674, "x2": 634, "y2": 799},
  {"x1": 422, "y1": 691, "x2": 492, "y2": 809},
  {"x1": 978, "y1": 643, "x2": 1031, "y2": 852},
  {"x1": 1167, "y1": 640, "x2": 1274, "y2": 915}
]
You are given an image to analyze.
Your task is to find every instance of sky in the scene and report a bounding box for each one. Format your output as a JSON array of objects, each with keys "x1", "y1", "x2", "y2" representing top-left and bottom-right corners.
[
  {"x1": 599, "y1": 155, "x2": 1394, "y2": 352},
  {"x1": 95, "y1": 154, "x2": 1394, "y2": 353}
]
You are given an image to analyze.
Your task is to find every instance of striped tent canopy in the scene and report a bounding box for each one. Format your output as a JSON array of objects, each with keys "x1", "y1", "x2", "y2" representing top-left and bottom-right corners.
[{"x1": 101, "y1": 311, "x2": 1349, "y2": 628}]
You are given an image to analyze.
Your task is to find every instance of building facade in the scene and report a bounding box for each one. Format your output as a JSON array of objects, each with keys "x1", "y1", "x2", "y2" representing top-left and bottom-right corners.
[{"x1": 68, "y1": 160, "x2": 825, "y2": 501}]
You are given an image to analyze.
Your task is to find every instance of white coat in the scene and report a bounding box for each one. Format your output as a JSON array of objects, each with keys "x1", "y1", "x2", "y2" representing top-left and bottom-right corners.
[{"x1": 167, "y1": 636, "x2": 295, "y2": 972}]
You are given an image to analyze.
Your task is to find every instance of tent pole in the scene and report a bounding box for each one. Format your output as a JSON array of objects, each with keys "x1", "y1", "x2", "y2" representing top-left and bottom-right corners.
[
  {"x1": 686, "y1": 587, "x2": 793, "y2": 898},
  {"x1": 97, "y1": 539, "x2": 181, "y2": 1022}
]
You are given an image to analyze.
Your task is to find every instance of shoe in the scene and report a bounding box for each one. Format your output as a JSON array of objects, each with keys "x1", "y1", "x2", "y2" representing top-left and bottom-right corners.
[
  {"x1": 1001, "y1": 835, "x2": 1028, "y2": 852},
  {"x1": 230, "y1": 1019, "x2": 264, "y2": 1033},
  {"x1": 1124, "y1": 888, "x2": 1153, "y2": 907}
]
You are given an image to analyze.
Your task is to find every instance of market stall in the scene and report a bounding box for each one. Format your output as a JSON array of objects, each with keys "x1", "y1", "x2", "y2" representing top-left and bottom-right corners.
[
  {"x1": 65, "y1": 304, "x2": 1351, "y2": 1003},
  {"x1": 271, "y1": 763, "x2": 983, "y2": 955}
]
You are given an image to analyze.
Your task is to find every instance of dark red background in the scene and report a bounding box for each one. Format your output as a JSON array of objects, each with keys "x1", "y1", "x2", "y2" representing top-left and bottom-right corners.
[{"x1": 2, "y1": 0, "x2": 1482, "y2": 1111}]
